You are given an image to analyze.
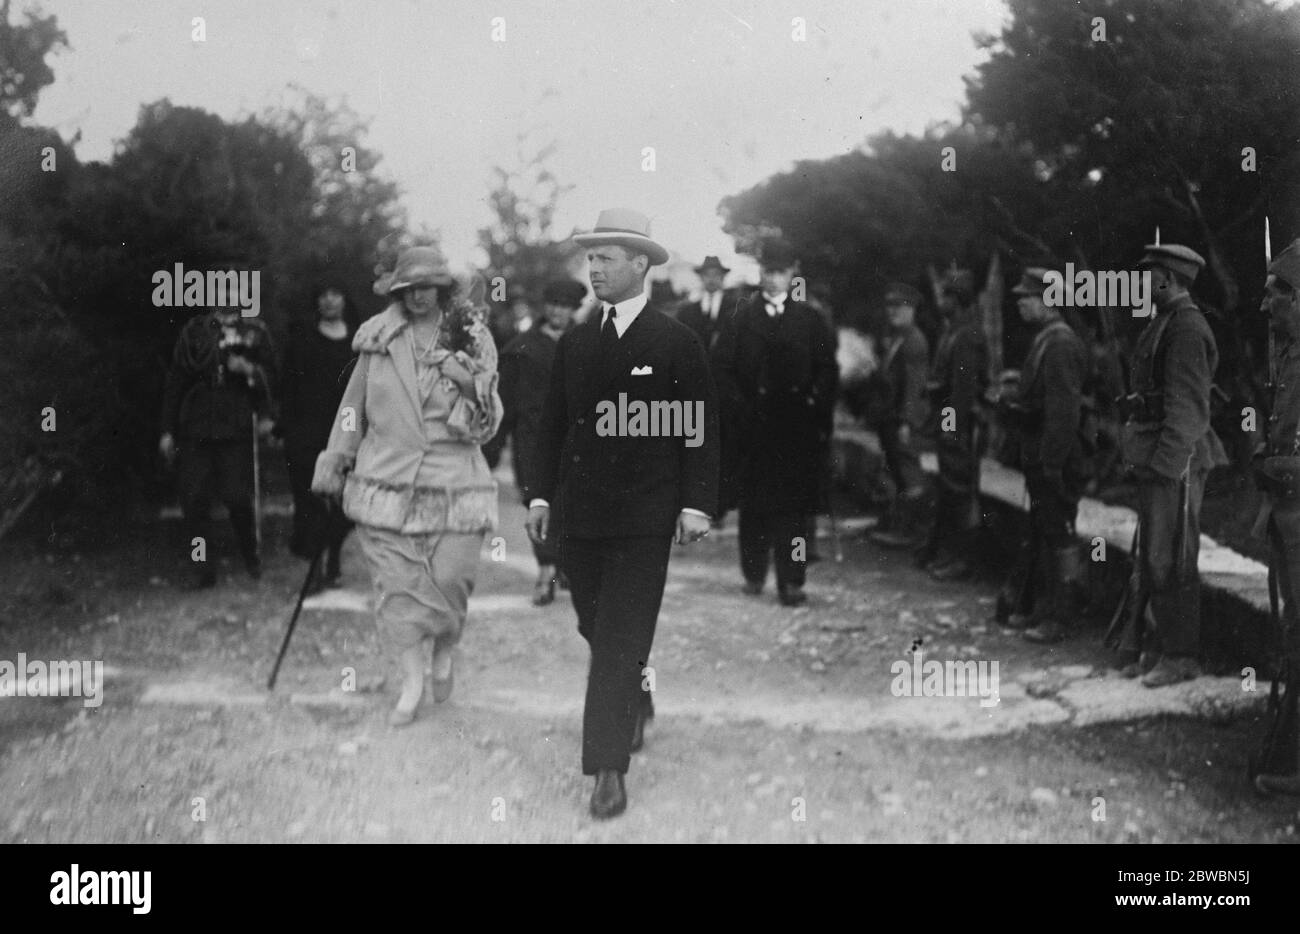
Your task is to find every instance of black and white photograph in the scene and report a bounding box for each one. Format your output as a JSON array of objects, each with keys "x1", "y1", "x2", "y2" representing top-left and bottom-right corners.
[{"x1": 1, "y1": 0, "x2": 1299, "y2": 875}]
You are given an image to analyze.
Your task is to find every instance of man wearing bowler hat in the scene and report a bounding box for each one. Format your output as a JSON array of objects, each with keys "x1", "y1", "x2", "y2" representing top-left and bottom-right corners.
[
  {"x1": 526, "y1": 208, "x2": 719, "y2": 819},
  {"x1": 678, "y1": 256, "x2": 735, "y2": 353},
  {"x1": 712, "y1": 241, "x2": 838, "y2": 606},
  {"x1": 1118, "y1": 243, "x2": 1228, "y2": 687}
]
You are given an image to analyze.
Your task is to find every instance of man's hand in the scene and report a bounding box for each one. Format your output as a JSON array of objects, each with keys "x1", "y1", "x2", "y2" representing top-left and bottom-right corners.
[
  {"x1": 526, "y1": 504, "x2": 550, "y2": 545},
  {"x1": 158, "y1": 433, "x2": 176, "y2": 465},
  {"x1": 256, "y1": 417, "x2": 276, "y2": 439},
  {"x1": 676, "y1": 510, "x2": 711, "y2": 546},
  {"x1": 897, "y1": 424, "x2": 911, "y2": 447}
]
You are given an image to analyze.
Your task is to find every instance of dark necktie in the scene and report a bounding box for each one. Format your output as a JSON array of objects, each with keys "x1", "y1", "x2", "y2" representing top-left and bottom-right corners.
[{"x1": 600, "y1": 306, "x2": 618, "y2": 351}]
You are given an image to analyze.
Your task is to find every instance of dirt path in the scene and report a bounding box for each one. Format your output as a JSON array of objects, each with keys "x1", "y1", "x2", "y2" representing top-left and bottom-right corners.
[{"x1": 1, "y1": 476, "x2": 1297, "y2": 843}]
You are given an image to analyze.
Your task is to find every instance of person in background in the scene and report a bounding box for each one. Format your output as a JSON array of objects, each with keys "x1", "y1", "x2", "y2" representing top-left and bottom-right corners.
[
  {"x1": 494, "y1": 277, "x2": 586, "y2": 605},
  {"x1": 160, "y1": 288, "x2": 277, "y2": 589},
  {"x1": 1254, "y1": 238, "x2": 1300, "y2": 795},
  {"x1": 313, "y1": 247, "x2": 502, "y2": 727},
  {"x1": 868, "y1": 283, "x2": 931, "y2": 550},
  {"x1": 712, "y1": 241, "x2": 838, "y2": 607},
  {"x1": 917, "y1": 268, "x2": 989, "y2": 581},
  {"x1": 996, "y1": 268, "x2": 1087, "y2": 644},
  {"x1": 281, "y1": 280, "x2": 358, "y2": 590},
  {"x1": 677, "y1": 255, "x2": 734, "y2": 354},
  {"x1": 1117, "y1": 243, "x2": 1228, "y2": 687}
]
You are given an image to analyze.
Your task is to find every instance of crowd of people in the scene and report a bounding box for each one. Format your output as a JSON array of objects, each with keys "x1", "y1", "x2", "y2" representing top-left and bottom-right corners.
[{"x1": 155, "y1": 207, "x2": 1300, "y2": 815}]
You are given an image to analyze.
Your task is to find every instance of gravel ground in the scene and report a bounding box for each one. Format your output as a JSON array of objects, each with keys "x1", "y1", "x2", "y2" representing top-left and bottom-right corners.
[{"x1": 1, "y1": 471, "x2": 1298, "y2": 844}]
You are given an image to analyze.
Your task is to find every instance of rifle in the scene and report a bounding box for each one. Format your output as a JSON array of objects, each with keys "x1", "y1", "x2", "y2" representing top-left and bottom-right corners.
[{"x1": 1104, "y1": 517, "x2": 1148, "y2": 651}]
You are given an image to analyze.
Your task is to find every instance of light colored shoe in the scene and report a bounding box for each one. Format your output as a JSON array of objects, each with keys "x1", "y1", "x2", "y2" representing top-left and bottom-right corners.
[
  {"x1": 431, "y1": 650, "x2": 454, "y2": 703},
  {"x1": 388, "y1": 705, "x2": 417, "y2": 728}
]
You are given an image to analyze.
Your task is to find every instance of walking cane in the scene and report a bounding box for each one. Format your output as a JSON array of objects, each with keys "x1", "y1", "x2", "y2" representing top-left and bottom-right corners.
[
  {"x1": 267, "y1": 499, "x2": 335, "y2": 690},
  {"x1": 251, "y1": 412, "x2": 263, "y2": 554}
]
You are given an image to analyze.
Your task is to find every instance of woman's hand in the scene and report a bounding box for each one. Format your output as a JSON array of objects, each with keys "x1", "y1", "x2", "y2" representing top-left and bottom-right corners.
[{"x1": 440, "y1": 353, "x2": 478, "y2": 397}]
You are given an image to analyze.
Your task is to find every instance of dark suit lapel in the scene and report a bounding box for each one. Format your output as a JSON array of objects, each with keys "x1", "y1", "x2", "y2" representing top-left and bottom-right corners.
[{"x1": 597, "y1": 307, "x2": 658, "y2": 390}]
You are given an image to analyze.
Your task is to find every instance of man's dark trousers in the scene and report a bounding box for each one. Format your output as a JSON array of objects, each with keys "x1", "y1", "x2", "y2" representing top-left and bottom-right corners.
[
  {"x1": 739, "y1": 507, "x2": 806, "y2": 590},
  {"x1": 1135, "y1": 469, "x2": 1206, "y2": 657},
  {"x1": 178, "y1": 438, "x2": 258, "y2": 565},
  {"x1": 562, "y1": 534, "x2": 672, "y2": 776}
]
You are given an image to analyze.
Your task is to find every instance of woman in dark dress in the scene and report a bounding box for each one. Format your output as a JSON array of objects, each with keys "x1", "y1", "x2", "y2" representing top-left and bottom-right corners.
[{"x1": 282, "y1": 281, "x2": 358, "y2": 587}]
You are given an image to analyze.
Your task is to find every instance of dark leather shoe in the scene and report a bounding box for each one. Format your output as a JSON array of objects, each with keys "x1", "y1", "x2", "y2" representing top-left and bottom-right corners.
[
  {"x1": 185, "y1": 566, "x2": 217, "y2": 590},
  {"x1": 590, "y1": 769, "x2": 626, "y2": 819},
  {"x1": 742, "y1": 580, "x2": 763, "y2": 596},
  {"x1": 244, "y1": 554, "x2": 263, "y2": 581},
  {"x1": 778, "y1": 585, "x2": 807, "y2": 607}
]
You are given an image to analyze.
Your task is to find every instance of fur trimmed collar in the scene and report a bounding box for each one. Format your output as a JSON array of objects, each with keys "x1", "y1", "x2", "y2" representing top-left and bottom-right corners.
[{"x1": 352, "y1": 304, "x2": 411, "y2": 355}]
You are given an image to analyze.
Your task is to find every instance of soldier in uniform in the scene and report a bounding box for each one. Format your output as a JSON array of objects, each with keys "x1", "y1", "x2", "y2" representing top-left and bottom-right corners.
[
  {"x1": 677, "y1": 256, "x2": 734, "y2": 354},
  {"x1": 160, "y1": 298, "x2": 277, "y2": 588},
  {"x1": 869, "y1": 282, "x2": 931, "y2": 549},
  {"x1": 918, "y1": 269, "x2": 989, "y2": 580},
  {"x1": 1118, "y1": 243, "x2": 1228, "y2": 687},
  {"x1": 996, "y1": 268, "x2": 1088, "y2": 643},
  {"x1": 1253, "y1": 238, "x2": 1300, "y2": 794}
]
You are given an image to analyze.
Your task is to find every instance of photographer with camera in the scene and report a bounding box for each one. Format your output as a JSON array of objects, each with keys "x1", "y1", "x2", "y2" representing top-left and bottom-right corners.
[{"x1": 160, "y1": 294, "x2": 277, "y2": 589}]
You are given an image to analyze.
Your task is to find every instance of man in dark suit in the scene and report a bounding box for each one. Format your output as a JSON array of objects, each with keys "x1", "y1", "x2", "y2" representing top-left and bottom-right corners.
[
  {"x1": 712, "y1": 241, "x2": 838, "y2": 607},
  {"x1": 526, "y1": 208, "x2": 720, "y2": 820},
  {"x1": 677, "y1": 255, "x2": 735, "y2": 354}
]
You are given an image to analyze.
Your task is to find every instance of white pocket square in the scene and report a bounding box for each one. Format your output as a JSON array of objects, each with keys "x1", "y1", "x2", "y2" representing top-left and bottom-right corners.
[{"x1": 631, "y1": 365, "x2": 653, "y2": 376}]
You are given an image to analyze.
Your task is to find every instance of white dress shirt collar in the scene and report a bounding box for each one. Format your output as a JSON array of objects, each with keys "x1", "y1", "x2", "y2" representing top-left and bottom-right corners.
[
  {"x1": 602, "y1": 290, "x2": 648, "y2": 338},
  {"x1": 763, "y1": 291, "x2": 788, "y2": 316}
]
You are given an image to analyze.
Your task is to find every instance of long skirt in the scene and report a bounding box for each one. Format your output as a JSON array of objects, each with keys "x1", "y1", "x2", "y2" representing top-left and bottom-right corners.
[{"x1": 355, "y1": 524, "x2": 485, "y2": 652}]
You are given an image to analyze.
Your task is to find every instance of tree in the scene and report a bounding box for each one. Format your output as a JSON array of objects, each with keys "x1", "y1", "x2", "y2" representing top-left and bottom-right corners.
[{"x1": 476, "y1": 132, "x2": 579, "y2": 306}]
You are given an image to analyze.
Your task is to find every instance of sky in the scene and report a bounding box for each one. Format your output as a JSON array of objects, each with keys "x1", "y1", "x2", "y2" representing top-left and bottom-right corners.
[{"x1": 32, "y1": 0, "x2": 1009, "y2": 284}]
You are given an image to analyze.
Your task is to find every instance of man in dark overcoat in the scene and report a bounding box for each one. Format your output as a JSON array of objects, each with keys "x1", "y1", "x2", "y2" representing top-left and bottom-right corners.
[
  {"x1": 677, "y1": 255, "x2": 736, "y2": 355},
  {"x1": 711, "y1": 242, "x2": 838, "y2": 607},
  {"x1": 494, "y1": 277, "x2": 586, "y2": 604}
]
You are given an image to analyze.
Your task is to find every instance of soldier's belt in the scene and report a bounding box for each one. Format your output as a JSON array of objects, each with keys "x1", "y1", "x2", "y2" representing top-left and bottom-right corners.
[{"x1": 1117, "y1": 391, "x2": 1164, "y2": 422}]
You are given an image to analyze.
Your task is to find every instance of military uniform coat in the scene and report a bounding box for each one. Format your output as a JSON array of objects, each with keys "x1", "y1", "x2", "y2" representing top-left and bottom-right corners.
[
  {"x1": 1120, "y1": 293, "x2": 1229, "y2": 479},
  {"x1": 1016, "y1": 319, "x2": 1088, "y2": 476}
]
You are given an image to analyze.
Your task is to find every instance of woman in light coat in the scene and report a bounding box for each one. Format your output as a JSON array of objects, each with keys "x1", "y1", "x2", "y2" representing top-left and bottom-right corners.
[{"x1": 312, "y1": 248, "x2": 502, "y2": 726}]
